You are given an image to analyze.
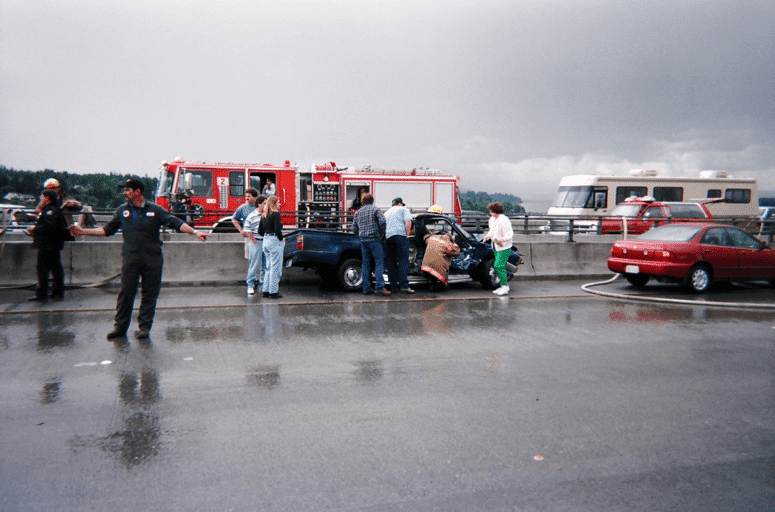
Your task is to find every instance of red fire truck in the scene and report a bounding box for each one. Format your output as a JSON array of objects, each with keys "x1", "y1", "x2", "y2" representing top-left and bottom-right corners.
[{"x1": 154, "y1": 157, "x2": 462, "y2": 231}]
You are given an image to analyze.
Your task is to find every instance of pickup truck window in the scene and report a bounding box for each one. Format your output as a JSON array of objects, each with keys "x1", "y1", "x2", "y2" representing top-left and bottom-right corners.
[
  {"x1": 643, "y1": 206, "x2": 665, "y2": 218},
  {"x1": 609, "y1": 204, "x2": 642, "y2": 217},
  {"x1": 668, "y1": 204, "x2": 706, "y2": 218}
]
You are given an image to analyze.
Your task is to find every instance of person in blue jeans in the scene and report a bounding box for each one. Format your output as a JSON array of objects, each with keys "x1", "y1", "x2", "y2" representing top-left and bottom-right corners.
[
  {"x1": 258, "y1": 196, "x2": 285, "y2": 299},
  {"x1": 352, "y1": 193, "x2": 390, "y2": 296},
  {"x1": 383, "y1": 197, "x2": 414, "y2": 293},
  {"x1": 243, "y1": 195, "x2": 267, "y2": 295}
]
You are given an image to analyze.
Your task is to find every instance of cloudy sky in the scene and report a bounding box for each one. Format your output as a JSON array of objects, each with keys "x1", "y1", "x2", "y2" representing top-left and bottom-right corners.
[{"x1": 2, "y1": 0, "x2": 773, "y2": 211}]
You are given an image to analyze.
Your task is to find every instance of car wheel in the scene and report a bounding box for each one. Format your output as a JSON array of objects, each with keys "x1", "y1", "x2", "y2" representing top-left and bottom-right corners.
[
  {"x1": 685, "y1": 264, "x2": 712, "y2": 293},
  {"x1": 624, "y1": 274, "x2": 650, "y2": 288},
  {"x1": 336, "y1": 258, "x2": 363, "y2": 292},
  {"x1": 476, "y1": 258, "x2": 500, "y2": 290}
]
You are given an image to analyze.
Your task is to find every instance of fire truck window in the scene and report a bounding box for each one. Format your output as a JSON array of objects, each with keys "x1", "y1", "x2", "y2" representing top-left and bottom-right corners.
[
  {"x1": 185, "y1": 171, "x2": 213, "y2": 197},
  {"x1": 249, "y1": 174, "x2": 262, "y2": 193},
  {"x1": 229, "y1": 172, "x2": 245, "y2": 197}
]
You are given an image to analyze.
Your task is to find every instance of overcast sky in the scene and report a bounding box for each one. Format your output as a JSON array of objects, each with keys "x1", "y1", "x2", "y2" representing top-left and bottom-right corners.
[{"x1": 2, "y1": 0, "x2": 773, "y2": 211}]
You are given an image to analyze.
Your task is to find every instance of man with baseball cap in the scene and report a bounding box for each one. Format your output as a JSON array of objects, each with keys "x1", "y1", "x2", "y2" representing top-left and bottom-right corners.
[
  {"x1": 71, "y1": 177, "x2": 210, "y2": 340},
  {"x1": 383, "y1": 197, "x2": 415, "y2": 293},
  {"x1": 43, "y1": 177, "x2": 82, "y2": 226}
]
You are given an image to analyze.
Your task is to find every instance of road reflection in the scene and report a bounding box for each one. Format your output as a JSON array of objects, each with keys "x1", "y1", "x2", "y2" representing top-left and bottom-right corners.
[
  {"x1": 247, "y1": 365, "x2": 281, "y2": 390},
  {"x1": 36, "y1": 312, "x2": 75, "y2": 351}
]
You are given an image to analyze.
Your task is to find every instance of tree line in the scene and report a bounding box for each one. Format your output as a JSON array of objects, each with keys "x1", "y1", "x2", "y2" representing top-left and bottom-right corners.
[
  {"x1": 0, "y1": 166, "x2": 155, "y2": 210},
  {"x1": 459, "y1": 190, "x2": 525, "y2": 215},
  {"x1": 1, "y1": 166, "x2": 525, "y2": 214}
]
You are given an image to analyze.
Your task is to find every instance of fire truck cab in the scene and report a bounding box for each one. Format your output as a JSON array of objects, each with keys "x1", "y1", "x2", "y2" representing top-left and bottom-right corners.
[{"x1": 155, "y1": 157, "x2": 462, "y2": 232}]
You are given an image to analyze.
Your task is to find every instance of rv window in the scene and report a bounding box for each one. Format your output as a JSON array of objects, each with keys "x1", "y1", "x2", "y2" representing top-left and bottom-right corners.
[
  {"x1": 552, "y1": 186, "x2": 593, "y2": 208},
  {"x1": 653, "y1": 187, "x2": 683, "y2": 202},
  {"x1": 725, "y1": 189, "x2": 751, "y2": 204},
  {"x1": 707, "y1": 189, "x2": 722, "y2": 198},
  {"x1": 616, "y1": 186, "x2": 648, "y2": 204},
  {"x1": 229, "y1": 172, "x2": 245, "y2": 197},
  {"x1": 592, "y1": 188, "x2": 608, "y2": 209}
]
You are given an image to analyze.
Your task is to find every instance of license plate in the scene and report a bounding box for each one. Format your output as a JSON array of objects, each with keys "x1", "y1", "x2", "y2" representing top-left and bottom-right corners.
[{"x1": 625, "y1": 265, "x2": 639, "y2": 274}]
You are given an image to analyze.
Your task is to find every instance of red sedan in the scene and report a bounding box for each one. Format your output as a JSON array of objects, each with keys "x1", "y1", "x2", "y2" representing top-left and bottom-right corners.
[{"x1": 607, "y1": 223, "x2": 775, "y2": 292}]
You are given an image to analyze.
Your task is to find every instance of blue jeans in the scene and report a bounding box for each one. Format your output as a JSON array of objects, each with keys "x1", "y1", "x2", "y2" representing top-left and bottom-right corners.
[
  {"x1": 360, "y1": 239, "x2": 385, "y2": 292},
  {"x1": 262, "y1": 235, "x2": 284, "y2": 294},
  {"x1": 385, "y1": 235, "x2": 410, "y2": 290},
  {"x1": 247, "y1": 239, "x2": 265, "y2": 289}
]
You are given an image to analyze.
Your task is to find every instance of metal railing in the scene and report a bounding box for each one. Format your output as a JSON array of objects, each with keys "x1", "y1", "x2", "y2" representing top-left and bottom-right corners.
[{"x1": 4, "y1": 205, "x2": 772, "y2": 244}]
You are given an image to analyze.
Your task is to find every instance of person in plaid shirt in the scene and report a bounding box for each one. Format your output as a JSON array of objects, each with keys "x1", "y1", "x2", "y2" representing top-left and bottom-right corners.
[{"x1": 352, "y1": 193, "x2": 390, "y2": 296}]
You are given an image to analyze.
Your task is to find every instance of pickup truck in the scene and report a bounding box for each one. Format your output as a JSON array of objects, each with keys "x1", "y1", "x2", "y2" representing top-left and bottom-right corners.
[
  {"x1": 601, "y1": 198, "x2": 716, "y2": 235},
  {"x1": 283, "y1": 213, "x2": 524, "y2": 291}
]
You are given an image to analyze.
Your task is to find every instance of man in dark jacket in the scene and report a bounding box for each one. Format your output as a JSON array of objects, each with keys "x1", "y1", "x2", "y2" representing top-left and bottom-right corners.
[
  {"x1": 71, "y1": 178, "x2": 209, "y2": 340},
  {"x1": 29, "y1": 188, "x2": 70, "y2": 301}
]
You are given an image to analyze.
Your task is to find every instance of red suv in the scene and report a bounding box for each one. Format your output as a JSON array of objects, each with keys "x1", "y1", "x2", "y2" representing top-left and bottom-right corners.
[{"x1": 601, "y1": 197, "x2": 715, "y2": 235}]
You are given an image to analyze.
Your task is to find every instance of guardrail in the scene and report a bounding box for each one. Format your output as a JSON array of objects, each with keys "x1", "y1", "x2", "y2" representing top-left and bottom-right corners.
[{"x1": 3, "y1": 205, "x2": 772, "y2": 244}]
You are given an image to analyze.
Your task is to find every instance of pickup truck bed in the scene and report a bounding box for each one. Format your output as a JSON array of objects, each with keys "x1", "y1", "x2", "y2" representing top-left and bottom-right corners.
[{"x1": 283, "y1": 214, "x2": 523, "y2": 291}]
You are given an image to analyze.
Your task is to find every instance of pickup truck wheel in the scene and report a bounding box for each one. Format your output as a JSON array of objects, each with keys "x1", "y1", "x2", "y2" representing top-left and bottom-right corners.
[
  {"x1": 477, "y1": 258, "x2": 500, "y2": 290},
  {"x1": 336, "y1": 258, "x2": 363, "y2": 292}
]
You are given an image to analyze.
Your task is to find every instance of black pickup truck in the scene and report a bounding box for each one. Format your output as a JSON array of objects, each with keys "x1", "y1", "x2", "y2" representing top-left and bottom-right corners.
[{"x1": 283, "y1": 213, "x2": 524, "y2": 291}]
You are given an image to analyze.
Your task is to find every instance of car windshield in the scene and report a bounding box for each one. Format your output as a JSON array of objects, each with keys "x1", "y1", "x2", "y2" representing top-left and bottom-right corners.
[
  {"x1": 608, "y1": 204, "x2": 642, "y2": 217},
  {"x1": 636, "y1": 224, "x2": 703, "y2": 242}
]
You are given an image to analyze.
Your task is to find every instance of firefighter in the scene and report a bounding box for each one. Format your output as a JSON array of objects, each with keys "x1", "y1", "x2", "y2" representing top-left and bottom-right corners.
[
  {"x1": 42, "y1": 178, "x2": 83, "y2": 227},
  {"x1": 28, "y1": 188, "x2": 71, "y2": 301}
]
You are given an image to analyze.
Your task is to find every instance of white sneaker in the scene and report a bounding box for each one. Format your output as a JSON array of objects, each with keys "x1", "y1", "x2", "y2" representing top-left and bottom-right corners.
[
  {"x1": 492, "y1": 286, "x2": 502, "y2": 294},
  {"x1": 495, "y1": 286, "x2": 510, "y2": 295},
  {"x1": 247, "y1": 287, "x2": 255, "y2": 295}
]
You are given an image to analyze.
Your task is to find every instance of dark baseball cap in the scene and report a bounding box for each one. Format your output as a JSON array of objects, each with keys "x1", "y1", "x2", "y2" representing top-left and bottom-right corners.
[
  {"x1": 392, "y1": 197, "x2": 404, "y2": 205},
  {"x1": 118, "y1": 178, "x2": 144, "y2": 191}
]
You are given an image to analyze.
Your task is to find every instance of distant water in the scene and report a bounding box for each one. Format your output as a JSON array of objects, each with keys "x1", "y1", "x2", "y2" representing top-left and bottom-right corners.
[{"x1": 522, "y1": 198, "x2": 553, "y2": 215}]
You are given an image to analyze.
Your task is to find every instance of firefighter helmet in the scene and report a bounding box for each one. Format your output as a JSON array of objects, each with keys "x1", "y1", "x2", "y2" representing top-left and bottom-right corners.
[{"x1": 44, "y1": 178, "x2": 60, "y2": 189}]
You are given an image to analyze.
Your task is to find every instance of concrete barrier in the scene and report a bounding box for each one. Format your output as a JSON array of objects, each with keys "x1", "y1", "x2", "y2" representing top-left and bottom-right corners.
[{"x1": 1, "y1": 234, "x2": 617, "y2": 287}]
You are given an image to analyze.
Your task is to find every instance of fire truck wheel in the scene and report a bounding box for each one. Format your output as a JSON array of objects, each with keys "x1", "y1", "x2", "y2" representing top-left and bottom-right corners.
[
  {"x1": 336, "y1": 258, "x2": 363, "y2": 292},
  {"x1": 190, "y1": 204, "x2": 205, "y2": 221}
]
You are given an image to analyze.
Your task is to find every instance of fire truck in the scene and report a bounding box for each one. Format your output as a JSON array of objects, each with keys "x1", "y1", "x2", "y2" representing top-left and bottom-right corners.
[{"x1": 154, "y1": 157, "x2": 462, "y2": 231}]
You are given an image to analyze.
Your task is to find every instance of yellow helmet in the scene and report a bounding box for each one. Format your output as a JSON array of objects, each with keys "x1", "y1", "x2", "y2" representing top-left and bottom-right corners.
[
  {"x1": 427, "y1": 205, "x2": 443, "y2": 214},
  {"x1": 44, "y1": 178, "x2": 61, "y2": 189}
]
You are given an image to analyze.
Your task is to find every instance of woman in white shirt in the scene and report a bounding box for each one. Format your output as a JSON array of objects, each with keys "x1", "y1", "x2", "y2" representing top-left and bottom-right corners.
[{"x1": 482, "y1": 202, "x2": 513, "y2": 295}]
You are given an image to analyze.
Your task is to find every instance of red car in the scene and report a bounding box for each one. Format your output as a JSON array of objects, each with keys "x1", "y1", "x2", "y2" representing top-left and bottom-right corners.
[
  {"x1": 601, "y1": 198, "x2": 714, "y2": 235},
  {"x1": 607, "y1": 223, "x2": 775, "y2": 292}
]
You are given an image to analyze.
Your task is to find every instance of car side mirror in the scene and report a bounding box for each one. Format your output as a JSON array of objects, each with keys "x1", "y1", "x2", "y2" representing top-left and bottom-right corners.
[{"x1": 761, "y1": 241, "x2": 770, "y2": 250}]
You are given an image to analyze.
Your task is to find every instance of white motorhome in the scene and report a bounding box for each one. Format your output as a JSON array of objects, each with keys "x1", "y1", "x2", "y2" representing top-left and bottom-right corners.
[{"x1": 545, "y1": 170, "x2": 759, "y2": 232}]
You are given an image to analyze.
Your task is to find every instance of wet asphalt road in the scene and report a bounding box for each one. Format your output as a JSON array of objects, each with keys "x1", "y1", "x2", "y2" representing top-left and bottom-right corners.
[{"x1": 1, "y1": 271, "x2": 774, "y2": 511}]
